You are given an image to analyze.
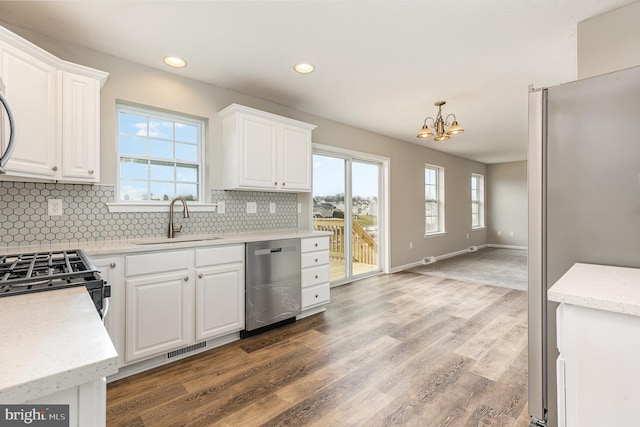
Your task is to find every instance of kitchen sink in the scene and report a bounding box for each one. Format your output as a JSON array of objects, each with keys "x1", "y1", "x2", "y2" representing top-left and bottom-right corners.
[{"x1": 133, "y1": 237, "x2": 223, "y2": 245}]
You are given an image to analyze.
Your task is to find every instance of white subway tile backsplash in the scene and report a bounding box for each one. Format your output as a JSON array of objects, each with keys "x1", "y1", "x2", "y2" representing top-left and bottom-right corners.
[{"x1": 0, "y1": 182, "x2": 297, "y2": 246}]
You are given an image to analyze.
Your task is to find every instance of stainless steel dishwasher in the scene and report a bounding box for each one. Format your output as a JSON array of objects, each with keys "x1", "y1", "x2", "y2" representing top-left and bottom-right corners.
[{"x1": 242, "y1": 238, "x2": 301, "y2": 337}]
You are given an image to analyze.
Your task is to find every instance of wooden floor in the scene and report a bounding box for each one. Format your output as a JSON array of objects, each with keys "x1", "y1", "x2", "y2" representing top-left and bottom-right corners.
[{"x1": 107, "y1": 271, "x2": 530, "y2": 426}]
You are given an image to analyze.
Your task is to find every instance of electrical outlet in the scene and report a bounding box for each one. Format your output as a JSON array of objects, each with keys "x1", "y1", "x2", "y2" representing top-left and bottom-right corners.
[
  {"x1": 269, "y1": 202, "x2": 276, "y2": 214},
  {"x1": 48, "y1": 199, "x2": 63, "y2": 216},
  {"x1": 509, "y1": 231, "x2": 514, "y2": 237},
  {"x1": 409, "y1": 241, "x2": 413, "y2": 250},
  {"x1": 497, "y1": 230, "x2": 502, "y2": 236},
  {"x1": 297, "y1": 203, "x2": 302, "y2": 213},
  {"x1": 217, "y1": 201, "x2": 225, "y2": 214},
  {"x1": 466, "y1": 233, "x2": 470, "y2": 239},
  {"x1": 246, "y1": 202, "x2": 257, "y2": 214}
]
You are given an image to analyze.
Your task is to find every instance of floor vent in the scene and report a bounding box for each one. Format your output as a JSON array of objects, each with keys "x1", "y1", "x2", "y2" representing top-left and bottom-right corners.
[
  {"x1": 469, "y1": 246, "x2": 478, "y2": 252},
  {"x1": 167, "y1": 342, "x2": 207, "y2": 360},
  {"x1": 423, "y1": 256, "x2": 436, "y2": 264}
]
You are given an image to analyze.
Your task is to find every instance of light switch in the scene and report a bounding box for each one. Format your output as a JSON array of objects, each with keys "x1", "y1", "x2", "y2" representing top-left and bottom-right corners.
[
  {"x1": 246, "y1": 202, "x2": 257, "y2": 214},
  {"x1": 269, "y1": 202, "x2": 276, "y2": 214},
  {"x1": 217, "y1": 201, "x2": 225, "y2": 214}
]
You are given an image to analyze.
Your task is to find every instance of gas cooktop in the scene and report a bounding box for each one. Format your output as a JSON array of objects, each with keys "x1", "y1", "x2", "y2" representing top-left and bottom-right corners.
[{"x1": 0, "y1": 249, "x2": 109, "y2": 315}]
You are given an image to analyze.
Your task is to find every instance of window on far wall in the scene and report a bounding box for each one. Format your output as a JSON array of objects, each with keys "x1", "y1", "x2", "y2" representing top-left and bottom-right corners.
[
  {"x1": 425, "y1": 164, "x2": 445, "y2": 235},
  {"x1": 472, "y1": 173, "x2": 485, "y2": 228},
  {"x1": 116, "y1": 104, "x2": 204, "y2": 202}
]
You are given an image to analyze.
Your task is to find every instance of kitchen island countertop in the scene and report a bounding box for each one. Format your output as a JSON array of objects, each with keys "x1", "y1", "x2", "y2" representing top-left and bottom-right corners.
[
  {"x1": 0, "y1": 287, "x2": 118, "y2": 403},
  {"x1": 548, "y1": 262, "x2": 640, "y2": 317}
]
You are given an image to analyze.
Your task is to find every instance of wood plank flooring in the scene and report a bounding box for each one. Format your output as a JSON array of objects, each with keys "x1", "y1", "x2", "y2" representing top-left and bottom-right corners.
[{"x1": 107, "y1": 271, "x2": 530, "y2": 426}]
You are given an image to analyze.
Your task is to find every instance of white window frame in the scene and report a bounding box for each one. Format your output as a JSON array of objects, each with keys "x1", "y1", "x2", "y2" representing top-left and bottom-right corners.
[
  {"x1": 472, "y1": 173, "x2": 485, "y2": 229},
  {"x1": 425, "y1": 164, "x2": 445, "y2": 237},
  {"x1": 108, "y1": 103, "x2": 216, "y2": 213}
]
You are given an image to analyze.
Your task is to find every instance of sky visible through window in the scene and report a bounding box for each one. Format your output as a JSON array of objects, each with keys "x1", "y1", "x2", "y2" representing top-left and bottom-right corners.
[
  {"x1": 118, "y1": 108, "x2": 201, "y2": 202},
  {"x1": 313, "y1": 155, "x2": 378, "y2": 197}
]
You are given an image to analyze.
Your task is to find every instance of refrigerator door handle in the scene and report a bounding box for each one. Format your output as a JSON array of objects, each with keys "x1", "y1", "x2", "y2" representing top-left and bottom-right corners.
[{"x1": 528, "y1": 87, "x2": 548, "y2": 426}]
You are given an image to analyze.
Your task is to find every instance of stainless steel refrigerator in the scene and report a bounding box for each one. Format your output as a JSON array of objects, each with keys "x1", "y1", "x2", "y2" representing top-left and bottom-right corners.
[{"x1": 528, "y1": 65, "x2": 640, "y2": 427}]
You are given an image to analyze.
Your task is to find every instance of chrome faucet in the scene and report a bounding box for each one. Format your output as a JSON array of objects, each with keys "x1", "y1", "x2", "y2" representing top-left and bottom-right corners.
[{"x1": 168, "y1": 196, "x2": 190, "y2": 238}]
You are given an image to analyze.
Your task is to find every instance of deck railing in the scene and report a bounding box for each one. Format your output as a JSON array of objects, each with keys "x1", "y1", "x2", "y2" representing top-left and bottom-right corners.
[{"x1": 313, "y1": 218, "x2": 377, "y2": 265}]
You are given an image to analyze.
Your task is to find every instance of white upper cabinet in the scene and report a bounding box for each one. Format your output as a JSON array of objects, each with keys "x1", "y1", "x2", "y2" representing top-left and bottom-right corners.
[
  {"x1": 218, "y1": 104, "x2": 316, "y2": 192},
  {"x1": 0, "y1": 40, "x2": 57, "y2": 179},
  {"x1": 0, "y1": 25, "x2": 108, "y2": 183},
  {"x1": 60, "y1": 72, "x2": 101, "y2": 181}
]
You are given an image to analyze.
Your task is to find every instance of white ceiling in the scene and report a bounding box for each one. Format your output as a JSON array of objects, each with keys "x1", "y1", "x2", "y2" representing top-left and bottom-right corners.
[{"x1": 0, "y1": 0, "x2": 634, "y2": 164}]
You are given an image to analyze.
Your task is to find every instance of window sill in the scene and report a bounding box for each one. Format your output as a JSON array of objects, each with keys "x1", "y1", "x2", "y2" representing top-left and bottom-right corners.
[
  {"x1": 106, "y1": 202, "x2": 218, "y2": 213},
  {"x1": 424, "y1": 231, "x2": 448, "y2": 239},
  {"x1": 472, "y1": 226, "x2": 486, "y2": 231}
]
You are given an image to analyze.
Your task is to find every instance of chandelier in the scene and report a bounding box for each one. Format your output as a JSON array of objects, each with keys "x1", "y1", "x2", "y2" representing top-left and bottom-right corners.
[{"x1": 416, "y1": 101, "x2": 464, "y2": 141}]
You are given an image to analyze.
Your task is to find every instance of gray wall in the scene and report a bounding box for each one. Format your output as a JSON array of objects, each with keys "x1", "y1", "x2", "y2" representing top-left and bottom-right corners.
[
  {"x1": 578, "y1": 2, "x2": 640, "y2": 79},
  {"x1": 1, "y1": 24, "x2": 487, "y2": 269},
  {"x1": 486, "y1": 161, "x2": 527, "y2": 247}
]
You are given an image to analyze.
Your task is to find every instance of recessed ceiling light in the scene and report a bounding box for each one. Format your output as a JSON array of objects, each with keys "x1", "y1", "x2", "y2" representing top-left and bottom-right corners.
[
  {"x1": 294, "y1": 63, "x2": 315, "y2": 74},
  {"x1": 163, "y1": 56, "x2": 187, "y2": 68}
]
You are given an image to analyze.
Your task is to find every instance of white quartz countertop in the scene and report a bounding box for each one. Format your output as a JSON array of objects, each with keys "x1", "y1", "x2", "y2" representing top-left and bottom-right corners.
[
  {"x1": 0, "y1": 230, "x2": 332, "y2": 257},
  {"x1": 548, "y1": 263, "x2": 640, "y2": 317},
  {"x1": 0, "y1": 287, "x2": 118, "y2": 403}
]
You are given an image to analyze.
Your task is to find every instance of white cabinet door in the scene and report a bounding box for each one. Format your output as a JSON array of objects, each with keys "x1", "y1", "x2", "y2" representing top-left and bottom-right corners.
[
  {"x1": 239, "y1": 113, "x2": 278, "y2": 189},
  {"x1": 279, "y1": 123, "x2": 311, "y2": 191},
  {"x1": 125, "y1": 271, "x2": 193, "y2": 363},
  {"x1": 219, "y1": 104, "x2": 315, "y2": 192},
  {"x1": 92, "y1": 256, "x2": 125, "y2": 368},
  {"x1": 195, "y1": 263, "x2": 244, "y2": 341},
  {"x1": 61, "y1": 71, "x2": 100, "y2": 182},
  {"x1": 0, "y1": 41, "x2": 57, "y2": 179}
]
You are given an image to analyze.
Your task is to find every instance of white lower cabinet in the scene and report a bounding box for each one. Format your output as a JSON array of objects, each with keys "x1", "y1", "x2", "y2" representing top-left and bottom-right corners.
[
  {"x1": 556, "y1": 303, "x2": 640, "y2": 427},
  {"x1": 119, "y1": 245, "x2": 244, "y2": 365},
  {"x1": 126, "y1": 270, "x2": 193, "y2": 363},
  {"x1": 195, "y1": 245, "x2": 244, "y2": 341},
  {"x1": 300, "y1": 236, "x2": 330, "y2": 311}
]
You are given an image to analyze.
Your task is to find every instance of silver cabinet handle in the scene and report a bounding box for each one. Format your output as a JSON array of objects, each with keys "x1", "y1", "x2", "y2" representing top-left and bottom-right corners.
[
  {"x1": 315, "y1": 258, "x2": 318, "y2": 263},
  {"x1": 274, "y1": 181, "x2": 278, "y2": 185},
  {"x1": 109, "y1": 262, "x2": 116, "y2": 268},
  {"x1": 314, "y1": 243, "x2": 318, "y2": 247},
  {"x1": 198, "y1": 274, "x2": 203, "y2": 278},
  {"x1": 52, "y1": 165, "x2": 58, "y2": 171},
  {"x1": 282, "y1": 182, "x2": 286, "y2": 186},
  {"x1": 184, "y1": 276, "x2": 189, "y2": 282},
  {"x1": 315, "y1": 294, "x2": 319, "y2": 298},
  {"x1": 88, "y1": 169, "x2": 94, "y2": 175},
  {"x1": 315, "y1": 275, "x2": 318, "y2": 279}
]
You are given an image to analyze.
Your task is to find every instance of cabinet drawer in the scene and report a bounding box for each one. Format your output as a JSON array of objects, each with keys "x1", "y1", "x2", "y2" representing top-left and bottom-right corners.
[
  {"x1": 301, "y1": 251, "x2": 329, "y2": 268},
  {"x1": 301, "y1": 237, "x2": 329, "y2": 253},
  {"x1": 195, "y1": 245, "x2": 244, "y2": 268},
  {"x1": 302, "y1": 284, "x2": 330, "y2": 309},
  {"x1": 302, "y1": 265, "x2": 330, "y2": 288},
  {"x1": 125, "y1": 250, "x2": 191, "y2": 276}
]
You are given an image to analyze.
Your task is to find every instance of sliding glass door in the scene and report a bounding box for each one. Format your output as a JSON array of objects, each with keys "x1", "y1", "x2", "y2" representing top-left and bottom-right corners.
[
  {"x1": 312, "y1": 152, "x2": 382, "y2": 284},
  {"x1": 351, "y1": 161, "x2": 379, "y2": 277}
]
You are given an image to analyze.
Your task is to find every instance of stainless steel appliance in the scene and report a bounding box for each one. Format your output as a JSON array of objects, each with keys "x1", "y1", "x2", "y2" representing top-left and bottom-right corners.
[
  {"x1": 242, "y1": 238, "x2": 301, "y2": 337},
  {"x1": 0, "y1": 77, "x2": 16, "y2": 174},
  {"x1": 528, "y1": 65, "x2": 640, "y2": 427},
  {"x1": 0, "y1": 249, "x2": 110, "y2": 318}
]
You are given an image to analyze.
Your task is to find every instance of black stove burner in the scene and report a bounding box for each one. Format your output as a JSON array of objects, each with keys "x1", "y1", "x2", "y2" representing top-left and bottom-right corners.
[{"x1": 0, "y1": 249, "x2": 108, "y2": 316}]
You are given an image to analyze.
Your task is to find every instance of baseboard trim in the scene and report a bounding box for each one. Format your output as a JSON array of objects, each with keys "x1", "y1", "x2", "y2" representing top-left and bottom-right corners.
[
  {"x1": 391, "y1": 244, "x2": 492, "y2": 273},
  {"x1": 390, "y1": 260, "x2": 424, "y2": 273},
  {"x1": 487, "y1": 244, "x2": 527, "y2": 250}
]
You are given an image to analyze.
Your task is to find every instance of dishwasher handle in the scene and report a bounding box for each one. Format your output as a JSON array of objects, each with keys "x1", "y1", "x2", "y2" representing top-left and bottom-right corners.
[{"x1": 253, "y1": 245, "x2": 297, "y2": 256}]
